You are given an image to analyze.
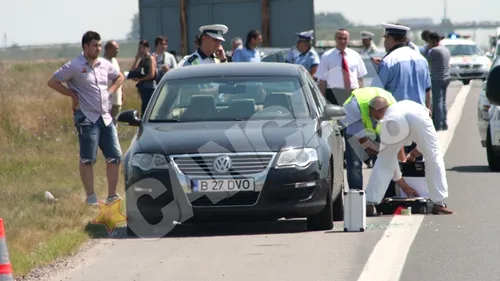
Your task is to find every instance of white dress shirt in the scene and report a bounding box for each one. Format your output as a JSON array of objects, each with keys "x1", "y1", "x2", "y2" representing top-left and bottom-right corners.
[
  {"x1": 104, "y1": 57, "x2": 123, "y2": 106},
  {"x1": 315, "y1": 48, "x2": 367, "y2": 89}
]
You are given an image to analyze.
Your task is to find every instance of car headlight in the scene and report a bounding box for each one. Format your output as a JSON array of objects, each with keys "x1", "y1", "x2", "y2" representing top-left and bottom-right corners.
[
  {"x1": 450, "y1": 64, "x2": 459, "y2": 69},
  {"x1": 132, "y1": 153, "x2": 169, "y2": 171},
  {"x1": 276, "y1": 148, "x2": 318, "y2": 168}
]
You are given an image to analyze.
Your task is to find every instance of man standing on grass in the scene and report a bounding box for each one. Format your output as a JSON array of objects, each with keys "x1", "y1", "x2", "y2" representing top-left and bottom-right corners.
[
  {"x1": 103, "y1": 40, "x2": 123, "y2": 126},
  {"x1": 47, "y1": 31, "x2": 125, "y2": 206}
]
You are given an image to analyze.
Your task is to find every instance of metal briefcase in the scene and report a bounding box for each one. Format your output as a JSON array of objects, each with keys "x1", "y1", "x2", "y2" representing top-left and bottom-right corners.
[{"x1": 343, "y1": 189, "x2": 366, "y2": 232}]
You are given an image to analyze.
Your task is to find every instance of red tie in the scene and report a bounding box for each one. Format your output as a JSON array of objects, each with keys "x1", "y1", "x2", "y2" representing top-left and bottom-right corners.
[{"x1": 341, "y1": 51, "x2": 351, "y2": 89}]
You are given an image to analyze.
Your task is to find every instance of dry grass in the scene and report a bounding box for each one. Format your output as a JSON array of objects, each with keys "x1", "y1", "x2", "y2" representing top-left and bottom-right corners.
[{"x1": 0, "y1": 59, "x2": 141, "y2": 278}]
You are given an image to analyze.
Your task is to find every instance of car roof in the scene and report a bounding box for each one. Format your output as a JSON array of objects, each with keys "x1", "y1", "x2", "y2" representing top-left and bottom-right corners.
[
  {"x1": 165, "y1": 62, "x2": 303, "y2": 80},
  {"x1": 441, "y1": 39, "x2": 476, "y2": 45}
]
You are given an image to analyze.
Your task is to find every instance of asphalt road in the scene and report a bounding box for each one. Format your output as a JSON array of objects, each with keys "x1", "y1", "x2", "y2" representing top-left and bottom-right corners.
[{"x1": 44, "y1": 81, "x2": 494, "y2": 281}]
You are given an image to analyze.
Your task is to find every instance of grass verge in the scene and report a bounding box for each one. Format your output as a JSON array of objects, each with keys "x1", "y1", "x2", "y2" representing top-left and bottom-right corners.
[{"x1": 0, "y1": 59, "x2": 141, "y2": 278}]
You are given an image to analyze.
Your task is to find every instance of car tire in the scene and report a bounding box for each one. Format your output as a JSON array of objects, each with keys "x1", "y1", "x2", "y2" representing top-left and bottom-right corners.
[
  {"x1": 486, "y1": 125, "x2": 500, "y2": 171},
  {"x1": 462, "y1": 79, "x2": 471, "y2": 85},
  {"x1": 306, "y1": 163, "x2": 334, "y2": 231}
]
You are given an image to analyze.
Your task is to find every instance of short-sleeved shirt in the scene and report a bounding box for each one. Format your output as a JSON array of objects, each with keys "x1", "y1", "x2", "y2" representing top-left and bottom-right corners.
[
  {"x1": 54, "y1": 53, "x2": 118, "y2": 126},
  {"x1": 231, "y1": 47, "x2": 261, "y2": 62},
  {"x1": 315, "y1": 48, "x2": 367, "y2": 89},
  {"x1": 370, "y1": 46, "x2": 431, "y2": 105},
  {"x1": 341, "y1": 96, "x2": 378, "y2": 138},
  {"x1": 286, "y1": 47, "x2": 300, "y2": 63},
  {"x1": 294, "y1": 48, "x2": 320, "y2": 72}
]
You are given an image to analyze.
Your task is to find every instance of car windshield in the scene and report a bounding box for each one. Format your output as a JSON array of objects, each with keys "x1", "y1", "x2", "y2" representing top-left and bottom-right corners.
[
  {"x1": 445, "y1": 44, "x2": 483, "y2": 56},
  {"x1": 362, "y1": 58, "x2": 378, "y2": 78},
  {"x1": 148, "y1": 76, "x2": 311, "y2": 122}
]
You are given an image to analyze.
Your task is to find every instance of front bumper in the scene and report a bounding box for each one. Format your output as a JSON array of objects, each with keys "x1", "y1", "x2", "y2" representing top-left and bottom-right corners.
[
  {"x1": 125, "y1": 160, "x2": 330, "y2": 223},
  {"x1": 450, "y1": 67, "x2": 488, "y2": 80}
]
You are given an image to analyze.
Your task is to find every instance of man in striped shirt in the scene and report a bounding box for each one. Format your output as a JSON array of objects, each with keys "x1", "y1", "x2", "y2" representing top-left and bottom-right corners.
[{"x1": 426, "y1": 32, "x2": 451, "y2": 131}]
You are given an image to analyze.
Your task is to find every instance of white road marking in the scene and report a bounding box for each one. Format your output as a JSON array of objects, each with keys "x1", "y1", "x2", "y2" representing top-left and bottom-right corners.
[{"x1": 356, "y1": 84, "x2": 472, "y2": 281}]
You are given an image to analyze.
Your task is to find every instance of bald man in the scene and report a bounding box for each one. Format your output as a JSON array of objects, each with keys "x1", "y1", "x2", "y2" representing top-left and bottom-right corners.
[
  {"x1": 103, "y1": 41, "x2": 123, "y2": 125},
  {"x1": 364, "y1": 97, "x2": 453, "y2": 216}
]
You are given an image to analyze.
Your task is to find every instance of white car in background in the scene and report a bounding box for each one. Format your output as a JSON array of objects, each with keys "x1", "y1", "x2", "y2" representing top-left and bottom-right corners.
[
  {"x1": 441, "y1": 38, "x2": 491, "y2": 85},
  {"x1": 477, "y1": 57, "x2": 500, "y2": 171}
]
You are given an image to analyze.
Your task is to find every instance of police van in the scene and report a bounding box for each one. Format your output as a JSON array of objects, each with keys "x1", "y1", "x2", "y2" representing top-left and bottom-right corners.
[{"x1": 441, "y1": 33, "x2": 491, "y2": 85}]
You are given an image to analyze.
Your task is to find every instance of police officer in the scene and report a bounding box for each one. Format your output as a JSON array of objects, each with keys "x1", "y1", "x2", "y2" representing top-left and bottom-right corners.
[
  {"x1": 371, "y1": 23, "x2": 431, "y2": 159},
  {"x1": 286, "y1": 29, "x2": 313, "y2": 63},
  {"x1": 179, "y1": 24, "x2": 228, "y2": 68},
  {"x1": 292, "y1": 30, "x2": 320, "y2": 76},
  {"x1": 360, "y1": 31, "x2": 379, "y2": 56},
  {"x1": 371, "y1": 23, "x2": 431, "y2": 109}
]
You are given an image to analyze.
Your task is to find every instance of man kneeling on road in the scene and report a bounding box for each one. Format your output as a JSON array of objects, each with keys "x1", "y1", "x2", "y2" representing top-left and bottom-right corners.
[
  {"x1": 364, "y1": 96, "x2": 453, "y2": 216},
  {"x1": 341, "y1": 87, "x2": 417, "y2": 196}
]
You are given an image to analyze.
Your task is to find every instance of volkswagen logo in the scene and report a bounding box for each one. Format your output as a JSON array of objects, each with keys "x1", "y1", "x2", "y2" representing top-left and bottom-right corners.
[{"x1": 212, "y1": 155, "x2": 232, "y2": 174}]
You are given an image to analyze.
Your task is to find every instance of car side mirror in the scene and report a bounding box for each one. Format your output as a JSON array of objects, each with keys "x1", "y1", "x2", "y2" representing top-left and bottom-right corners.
[
  {"x1": 117, "y1": 109, "x2": 141, "y2": 126},
  {"x1": 486, "y1": 65, "x2": 500, "y2": 106},
  {"x1": 321, "y1": 104, "x2": 346, "y2": 121}
]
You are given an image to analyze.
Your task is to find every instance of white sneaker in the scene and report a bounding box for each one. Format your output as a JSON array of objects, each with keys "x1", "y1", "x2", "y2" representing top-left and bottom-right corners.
[
  {"x1": 106, "y1": 194, "x2": 122, "y2": 205},
  {"x1": 86, "y1": 193, "x2": 98, "y2": 206}
]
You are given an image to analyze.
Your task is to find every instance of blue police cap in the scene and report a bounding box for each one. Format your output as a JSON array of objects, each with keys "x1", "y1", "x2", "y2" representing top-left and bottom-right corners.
[{"x1": 296, "y1": 30, "x2": 314, "y2": 41}]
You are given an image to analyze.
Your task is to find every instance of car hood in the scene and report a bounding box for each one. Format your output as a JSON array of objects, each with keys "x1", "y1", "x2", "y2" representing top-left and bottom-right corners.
[
  {"x1": 450, "y1": 55, "x2": 490, "y2": 65},
  {"x1": 137, "y1": 119, "x2": 321, "y2": 155}
]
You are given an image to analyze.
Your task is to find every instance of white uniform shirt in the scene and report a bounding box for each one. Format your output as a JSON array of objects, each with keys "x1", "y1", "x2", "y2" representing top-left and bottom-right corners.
[
  {"x1": 178, "y1": 50, "x2": 218, "y2": 68},
  {"x1": 104, "y1": 57, "x2": 123, "y2": 106},
  {"x1": 315, "y1": 48, "x2": 367, "y2": 89}
]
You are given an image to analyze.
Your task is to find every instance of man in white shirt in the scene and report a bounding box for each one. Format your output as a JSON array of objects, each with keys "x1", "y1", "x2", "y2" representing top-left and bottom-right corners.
[
  {"x1": 153, "y1": 36, "x2": 178, "y2": 83},
  {"x1": 103, "y1": 40, "x2": 123, "y2": 125},
  {"x1": 315, "y1": 28, "x2": 367, "y2": 105}
]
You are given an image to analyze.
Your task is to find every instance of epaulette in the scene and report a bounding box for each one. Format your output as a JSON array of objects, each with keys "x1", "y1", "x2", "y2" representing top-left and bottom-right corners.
[{"x1": 187, "y1": 55, "x2": 198, "y2": 64}]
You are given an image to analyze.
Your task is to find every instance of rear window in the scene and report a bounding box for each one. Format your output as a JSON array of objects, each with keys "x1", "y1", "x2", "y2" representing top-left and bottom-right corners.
[{"x1": 148, "y1": 76, "x2": 311, "y2": 122}]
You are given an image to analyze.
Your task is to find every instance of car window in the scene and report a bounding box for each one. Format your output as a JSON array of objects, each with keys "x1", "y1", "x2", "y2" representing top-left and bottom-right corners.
[
  {"x1": 362, "y1": 58, "x2": 378, "y2": 78},
  {"x1": 305, "y1": 74, "x2": 324, "y2": 115},
  {"x1": 262, "y1": 54, "x2": 279, "y2": 62},
  {"x1": 148, "y1": 76, "x2": 311, "y2": 122},
  {"x1": 445, "y1": 44, "x2": 483, "y2": 56}
]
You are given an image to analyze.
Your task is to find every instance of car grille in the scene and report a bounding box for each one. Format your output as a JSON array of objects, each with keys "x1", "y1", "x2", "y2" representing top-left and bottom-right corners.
[
  {"x1": 459, "y1": 64, "x2": 482, "y2": 69},
  {"x1": 172, "y1": 153, "x2": 275, "y2": 176}
]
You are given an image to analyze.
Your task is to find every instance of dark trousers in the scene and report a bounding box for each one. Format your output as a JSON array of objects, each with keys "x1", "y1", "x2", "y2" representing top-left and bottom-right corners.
[
  {"x1": 431, "y1": 79, "x2": 450, "y2": 130},
  {"x1": 139, "y1": 88, "x2": 155, "y2": 118}
]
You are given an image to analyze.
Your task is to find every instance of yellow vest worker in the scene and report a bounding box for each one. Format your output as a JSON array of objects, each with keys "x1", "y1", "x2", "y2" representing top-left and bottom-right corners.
[{"x1": 341, "y1": 87, "x2": 396, "y2": 190}]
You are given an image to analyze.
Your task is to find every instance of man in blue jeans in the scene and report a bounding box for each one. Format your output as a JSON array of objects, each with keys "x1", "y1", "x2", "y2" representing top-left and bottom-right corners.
[
  {"x1": 47, "y1": 31, "x2": 125, "y2": 206},
  {"x1": 426, "y1": 32, "x2": 451, "y2": 131}
]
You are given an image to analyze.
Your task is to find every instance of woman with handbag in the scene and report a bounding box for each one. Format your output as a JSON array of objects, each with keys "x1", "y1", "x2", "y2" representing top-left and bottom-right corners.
[{"x1": 129, "y1": 40, "x2": 157, "y2": 117}]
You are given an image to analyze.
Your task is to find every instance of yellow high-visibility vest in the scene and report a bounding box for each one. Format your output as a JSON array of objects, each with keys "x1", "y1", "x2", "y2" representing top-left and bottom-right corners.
[{"x1": 344, "y1": 87, "x2": 396, "y2": 137}]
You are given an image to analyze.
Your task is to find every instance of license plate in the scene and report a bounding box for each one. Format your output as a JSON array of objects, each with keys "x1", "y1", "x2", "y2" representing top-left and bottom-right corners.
[{"x1": 192, "y1": 179, "x2": 255, "y2": 192}]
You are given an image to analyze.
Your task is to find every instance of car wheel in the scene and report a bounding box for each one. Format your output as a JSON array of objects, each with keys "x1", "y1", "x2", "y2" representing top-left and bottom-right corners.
[
  {"x1": 462, "y1": 79, "x2": 471, "y2": 85},
  {"x1": 486, "y1": 125, "x2": 500, "y2": 171},
  {"x1": 306, "y1": 162, "x2": 334, "y2": 231}
]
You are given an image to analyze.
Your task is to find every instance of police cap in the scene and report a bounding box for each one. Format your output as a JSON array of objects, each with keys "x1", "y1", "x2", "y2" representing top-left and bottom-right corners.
[
  {"x1": 381, "y1": 23, "x2": 410, "y2": 36},
  {"x1": 361, "y1": 31, "x2": 375, "y2": 39},
  {"x1": 296, "y1": 30, "x2": 314, "y2": 41},
  {"x1": 199, "y1": 24, "x2": 228, "y2": 42}
]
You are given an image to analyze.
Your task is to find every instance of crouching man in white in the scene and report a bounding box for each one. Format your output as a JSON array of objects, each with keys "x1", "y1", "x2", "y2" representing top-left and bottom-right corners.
[{"x1": 365, "y1": 96, "x2": 454, "y2": 216}]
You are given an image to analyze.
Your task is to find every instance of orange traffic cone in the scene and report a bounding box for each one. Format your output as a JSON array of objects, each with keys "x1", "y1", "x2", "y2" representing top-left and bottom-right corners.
[{"x1": 0, "y1": 218, "x2": 14, "y2": 281}]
